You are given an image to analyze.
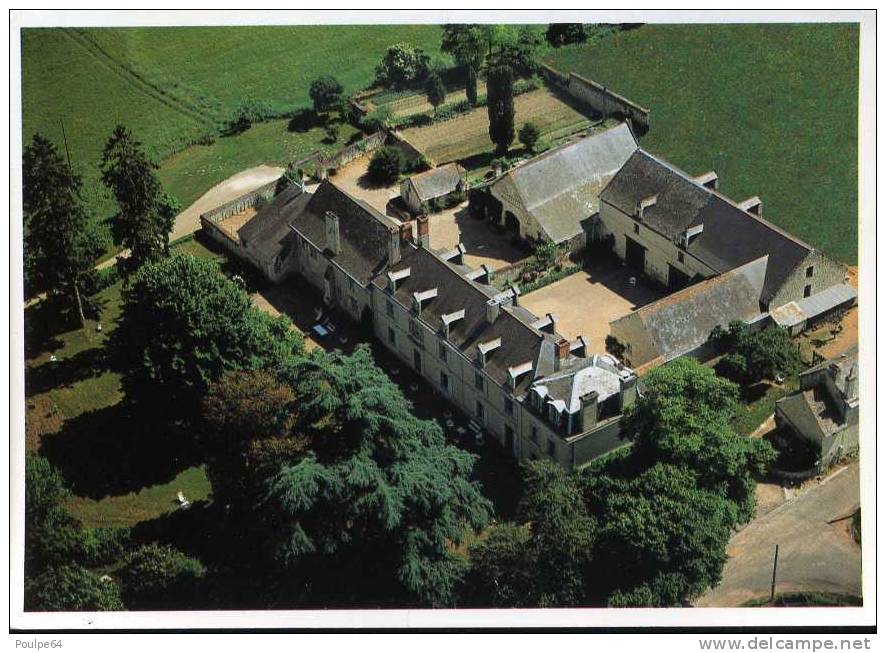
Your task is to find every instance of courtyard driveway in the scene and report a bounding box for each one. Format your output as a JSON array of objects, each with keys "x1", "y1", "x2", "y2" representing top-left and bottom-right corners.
[
  {"x1": 695, "y1": 462, "x2": 862, "y2": 607},
  {"x1": 429, "y1": 204, "x2": 526, "y2": 271},
  {"x1": 520, "y1": 256, "x2": 662, "y2": 354},
  {"x1": 330, "y1": 158, "x2": 400, "y2": 215}
]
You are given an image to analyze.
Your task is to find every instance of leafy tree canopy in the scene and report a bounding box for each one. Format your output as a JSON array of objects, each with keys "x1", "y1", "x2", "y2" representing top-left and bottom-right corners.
[
  {"x1": 545, "y1": 23, "x2": 588, "y2": 47},
  {"x1": 711, "y1": 321, "x2": 802, "y2": 385},
  {"x1": 309, "y1": 76, "x2": 344, "y2": 114},
  {"x1": 367, "y1": 146, "x2": 404, "y2": 186},
  {"x1": 374, "y1": 43, "x2": 431, "y2": 89},
  {"x1": 424, "y1": 72, "x2": 446, "y2": 115},
  {"x1": 486, "y1": 64, "x2": 515, "y2": 154},
  {"x1": 117, "y1": 543, "x2": 205, "y2": 609},
  {"x1": 25, "y1": 564, "x2": 124, "y2": 612},
  {"x1": 263, "y1": 346, "x2": 492, "y2": 606},
  {"x1": 114, "y1": 255, "x2": 303, "y2": 416},
  {"x1": 518, "y1": 122, "x2": 540, "y2": 152}
]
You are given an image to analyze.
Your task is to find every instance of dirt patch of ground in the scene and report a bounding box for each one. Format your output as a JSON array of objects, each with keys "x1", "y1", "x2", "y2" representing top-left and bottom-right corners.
[
  {"x1": 428, "y1": 204, "x2": 526, "y2": 271},
  {"x1": 25, "y1": 395, "x2": 64, "y2": 453},
  {"x1": 329, "y1": 158, "x2": 401, "y2": 216},
  {"x1": 520, "y1": 256, "x2": 663, "y2": 355},
  {"x1": 402, "y1": 88, "x2": 592, "y2": 164},
  {"x1": 216, "y1": 207, "x2": 256, "y2": 241}
]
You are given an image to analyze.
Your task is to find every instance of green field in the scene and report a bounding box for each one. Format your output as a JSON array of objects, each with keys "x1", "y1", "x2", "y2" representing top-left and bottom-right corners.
[
  {"x1": 544, "y1": 23, "x2": 859, "y2": 264},
  {"x1": 22, "y1": 25, "x2": 442, "y2": 243}
]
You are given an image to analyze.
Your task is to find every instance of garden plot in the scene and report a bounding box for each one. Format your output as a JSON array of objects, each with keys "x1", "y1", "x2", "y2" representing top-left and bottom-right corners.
[{"x1": 401, "y1": 87, "x2": 593, "y2": 164}]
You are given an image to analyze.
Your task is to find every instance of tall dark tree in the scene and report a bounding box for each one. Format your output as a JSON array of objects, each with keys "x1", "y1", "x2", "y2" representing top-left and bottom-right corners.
[
  {"x1": 262, "y1": 346, "x2": 492, "y2": 607},
  {"x1": 424, "y1": 72, "x2": 446, "y2": 116},
  {"x1": 309, "y1": 75, "x2": 344, "y2": 115},
  {"x1": 99, "y1": 125, "x2": 179, "y2": 278},
  {"x1": 23, "y1": 134, "x2": 101, "y2": 322},
  {"x1": 486, "y1": 64, "x2": 515, "y2": 154},
  {"x1": 440, "y1": 24, "x2": 485, "y2": 106}
]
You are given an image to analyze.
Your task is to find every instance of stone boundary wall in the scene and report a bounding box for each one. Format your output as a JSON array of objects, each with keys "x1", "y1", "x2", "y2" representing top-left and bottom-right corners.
[
  {"x1": 295, "y1": 131, "x2": 387, "y2": 180},
  {"x1": 539, "y1": 63, "x2": 650, "y2": 133},
  {"x1": 387, "y1": 129, "x2": 427, "y2": 164},
  {"x1": 200, "y1": 178, "x2": 280, "y2": 227}
]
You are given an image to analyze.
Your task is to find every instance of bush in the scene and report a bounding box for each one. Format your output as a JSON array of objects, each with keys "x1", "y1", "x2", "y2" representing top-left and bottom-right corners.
[
  {"x1": 78, "y1": 526, "x2": 131, "y2": 567},
  {"x1": 367, "y1": 146, "x2": 404, "y2": 185},
  {"x1": 117, "y1": 543, "x2": 206, "y2": 609},
  {"x1": 324, "y1": 122, "x2": 340, "y2": 143},
  {"x1": 26, "y1": 564, "x2": 124, "y2": 611},
  {"x1": 519, "y1": 122, "x2": 541, "y2": 152},
  {"x1": 309, "y1": 75, "x2": 344, "y2": 113},
  {"x1": 225, "y1": 98, "x2": 275, "y2": 135},
  {"x1": 546, "y1": 23, "x2": 588, "y2": 47},
  {"x1": 359, "y1": 107, "x2": 392, "y2": 133}
]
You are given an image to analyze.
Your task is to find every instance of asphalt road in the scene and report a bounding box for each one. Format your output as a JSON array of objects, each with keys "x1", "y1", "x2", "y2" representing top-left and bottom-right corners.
[{"x1": 695, "y1": 462, "x2": 861, "y2": 607}]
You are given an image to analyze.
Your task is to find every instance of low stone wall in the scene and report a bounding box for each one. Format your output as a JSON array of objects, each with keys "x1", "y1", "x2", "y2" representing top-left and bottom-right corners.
[
  {"x1": 540, "y1": 63, "x2": 650, "y2": 134},
  {"x1": 296, "y1": 130, "x2": 387, "y2": 180},
  {"x1": 200, "y1": 178, "x2": 280, "y2": 227}
]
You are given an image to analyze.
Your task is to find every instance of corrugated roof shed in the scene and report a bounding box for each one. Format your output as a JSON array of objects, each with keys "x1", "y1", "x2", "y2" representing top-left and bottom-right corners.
[{"x1": 494, "y1": 122, "x2": 639, "y2": 243}]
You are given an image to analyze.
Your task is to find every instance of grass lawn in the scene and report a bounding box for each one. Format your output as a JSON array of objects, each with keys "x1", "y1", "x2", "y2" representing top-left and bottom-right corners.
[
  {"x1": 401, "y1": 87, "x2": 593, "y2": 164},
  {"x1": 22, "y1": 25, "x2": 441, "y2": 253},
  {"x1": 158, "y1": 118, "x2": 358, "y2": 211},
  {"x1": 544, "y1": 23, "x2": 859, "y2": 264},
  {"x1": 67, "y1": 465, "x2": 212, "y2": 528}
]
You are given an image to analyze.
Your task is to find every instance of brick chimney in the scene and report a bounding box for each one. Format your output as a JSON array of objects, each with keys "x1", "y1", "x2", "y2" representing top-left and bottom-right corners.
[
  {"x1": 416, "y1": 214, "x2": 430, "y2": 248},
  {"x1": 554, "y1": 337, "x2": 570, "y2": 371}
]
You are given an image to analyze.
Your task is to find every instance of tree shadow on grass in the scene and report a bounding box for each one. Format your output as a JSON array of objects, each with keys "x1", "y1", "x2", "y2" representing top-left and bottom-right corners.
[
  {"x1": 25, "y1": 344, "x2": 113, "y2": 397},
  {"x1": 39, "y1": 401, "x2": 202, "y2": 500},
  {"x1": 741, "y1": 382, "x2": 771, "y2": 404}
]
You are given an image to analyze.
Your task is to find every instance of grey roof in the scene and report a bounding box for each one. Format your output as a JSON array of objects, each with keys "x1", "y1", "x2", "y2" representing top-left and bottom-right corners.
[
  {"x1": 495, "y1": 122, "x2": 638, "y2": 243},
  {"x1": 237, "y1": 183, "x2": 309, "y2": 261},
  {"x1": 373, "y1": 245, "x2": 572, "y2": 394},
  {"x1": 803, "y1": 345, "x2": 859, "y2": 404},
  {"x1": 600, "y1": 149, "x2": 816, "y2": 304},
  {"x1": 403, "y1": 163, "x2": 465, "y2": 202},
  {"x1": 289, "y1": 180, "x2": 400, "y2": 284},
  {"x1": 611, "y1": 257, "x2": 769, "y2": 365},
  {"x1": 531, "y1": 354, "x2": 632, "y2": 415}
]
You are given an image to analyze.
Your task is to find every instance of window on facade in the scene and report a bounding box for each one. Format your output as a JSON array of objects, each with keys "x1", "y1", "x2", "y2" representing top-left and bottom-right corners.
[
  {"x1": 388, "y1": 327, "x2": 396, "y2": 345},
  {"x1": 438, "y1": 341, "x2": 448, "y2": 363},
  {"x1": 504, "y1": 396, "x2": 513, "y2": 416},
  {"x1": 475, "y1": 401, "x2": 485, "y2": 422},
  {"x1": 547, "y1": 439, "x2": 555, "y2": 457},
  {"x1": 386, "y1": 300, "x2": 394, "y2": 317},
  {"x1": 804, "y1": 284, "x2": 812, "y2": 298},
  {"x1": 440, "y1": 371, "x2": 449, "y2": 393},
  {"x1": 806, "y1": 265, "x2": 814, "y2": 278},
  {"x1": 531, "y1": 425, "x2": 538, "y2": 443},
  {"x1": 678, "y1": 251, "x2": 685, "y2": 263},
  {"x1": 475, "y1": 371, "x2": 485, "y2": 392},
  {"x1": 634, "y1": 223, "x2": 640, "y2": 235}
]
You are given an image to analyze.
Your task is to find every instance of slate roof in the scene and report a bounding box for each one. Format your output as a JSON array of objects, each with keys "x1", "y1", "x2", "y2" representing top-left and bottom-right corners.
[
  {"x1": 610, "y1": 257, "x2": 769, "y2": 366},
  {"x1": 289, "y1": 180, "x2": 401, "y2": 285},
  {"x1": 403, "y1": 163, "x2": 465, "y2": 202},
  {"x1": 237, "y1": 183, "x2": 309, "y2": 261},
  {"x1": 600, "y1": 149, "x2": 816, "y2": 304},
  {"x1": 494, "y1": 122, "x2": 638, "y2": 243},
  {"x1": 531, "y1": 354, "x2": 632, "y2": 415},
  {"x1": 373, "y1": 245, "x2": 567, "y2": 394}
]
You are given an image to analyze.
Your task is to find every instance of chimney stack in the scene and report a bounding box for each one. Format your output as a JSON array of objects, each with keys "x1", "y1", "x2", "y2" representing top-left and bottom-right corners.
[
  {"x1": 388, "y1": 228, "x2": 401, "y2": 264},
  {"x1": 619, "y1": 372, "x2": 638, "y2": 410},
  {"x1": 324, "y1": 211, "x2": 341, "y2": 255},
  {"x1": 554, "y1": 337, "x2": 570, "y2": 371},
  {"x1": 486, "y1": 298, "x2": 500, "y2": 324},
  {"x1": 416, "y1": 214, "x2": 431, "y2": 248}
]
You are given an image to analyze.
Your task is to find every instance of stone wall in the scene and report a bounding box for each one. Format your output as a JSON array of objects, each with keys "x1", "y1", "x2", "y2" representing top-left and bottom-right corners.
[
  {"x1": 540, "y1": 63, "x2": 650, "y2": 134},
  {"x1": 199, "y1": 178, "x2": 280, "y2": 228}
]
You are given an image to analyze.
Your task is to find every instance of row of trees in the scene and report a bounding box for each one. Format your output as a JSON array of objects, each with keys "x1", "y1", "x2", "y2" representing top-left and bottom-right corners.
[{"x1": 23, "y1": 126, "x2": 179, "y2": 318}]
